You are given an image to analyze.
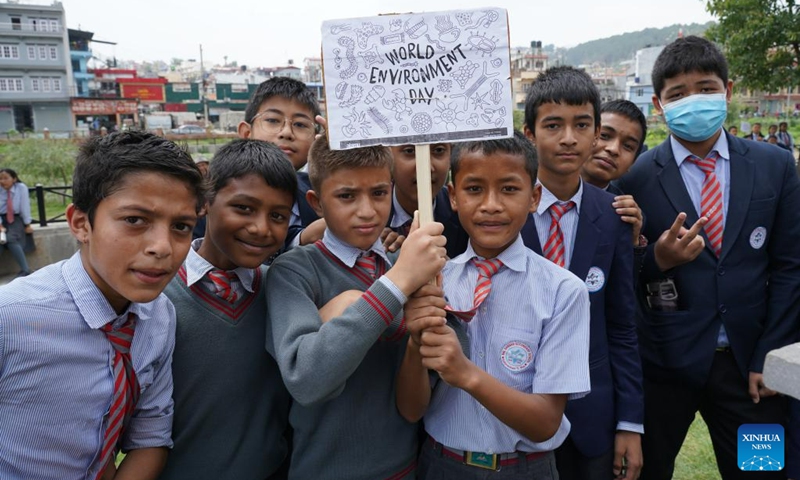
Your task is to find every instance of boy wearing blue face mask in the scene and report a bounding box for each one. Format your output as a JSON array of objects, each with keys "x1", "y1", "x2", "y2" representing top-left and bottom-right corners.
[{"x1": 617, "y1": 35, "x2": 800, "y2": 480}]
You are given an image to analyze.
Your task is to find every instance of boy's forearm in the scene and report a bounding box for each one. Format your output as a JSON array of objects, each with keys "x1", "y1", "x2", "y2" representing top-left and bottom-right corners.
[
  {"x1": 113, "y1": 447, "x2": 168, "y2": 480},
  {"x1": 461, "y1": 368, "x2": 566, "y2": 443},
  {"x1": 395, "y1": 339, "x2": 431, "y2": 422}
]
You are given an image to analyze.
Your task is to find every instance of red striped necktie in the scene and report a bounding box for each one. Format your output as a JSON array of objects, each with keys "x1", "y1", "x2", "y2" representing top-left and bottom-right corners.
[
  {"x1": 96, "y1": 313, "x2": 139, "y2": 479},
  {"x1": 207, "y1": 269, "x2": 239, "y2": 303},
  {"x1": 356, "y1": 251, "x2": 380, "y2": 280},
  {"x1": 687, "y1": 153, "x2": 724, "y2": 256},
  {"x1": 6, "y1": 189, "x2": 13, "y2": 224},
  {"x1": 543, "y1": 201, "x2": 575, "y2": 267},
  {"x1": 446, "y1": 258, "x2": 504, "y2": 322}
]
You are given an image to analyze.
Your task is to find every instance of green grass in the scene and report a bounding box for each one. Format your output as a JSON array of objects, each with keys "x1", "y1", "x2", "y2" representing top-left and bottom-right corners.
[{"x1": 675, "y1": 414, "x2": 722, "y2": 480}]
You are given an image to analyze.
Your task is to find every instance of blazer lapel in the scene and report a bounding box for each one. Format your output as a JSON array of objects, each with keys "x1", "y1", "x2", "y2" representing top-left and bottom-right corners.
[
  {"x1": 570, "y1": 186, "x2": 602, "y2": 281},
  {"x1": 721, "y1": 136, "x2": 754, "y2": 261},
  {"x1": 656, "y1": 142, "x2": 700, "y2": 228},
  {"x1": 520, "y1": 213, "x2": 542, "y2": 254}
]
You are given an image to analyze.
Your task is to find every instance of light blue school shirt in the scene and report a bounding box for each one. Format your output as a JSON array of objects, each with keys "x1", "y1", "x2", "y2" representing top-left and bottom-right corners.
[
  {"x1": 534, "y1": 180, "x2": 583, "y2": 269},
  {"x1": 0, "y1": 252, "x2": 176, "y2": 480},
  {"x1": 0, "y1": 182, "x2": 32, "y2": 225},
  {"x1": 424, "y1": 235, "x2": 591, "y2": 454}
]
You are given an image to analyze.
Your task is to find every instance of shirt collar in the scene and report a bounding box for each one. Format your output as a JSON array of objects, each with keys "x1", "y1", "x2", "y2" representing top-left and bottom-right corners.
[
  {"x1": 62, "y1": 252, "x2": 145, "y2": 330},
  {"x1": 671, "y1": 131, "x2": 730, "y2": 167},
  {"x1": 452, "y1": 234, "x2": 526, "y2": 273},
  {"x1": 321, "y1": 229, "x2": 392, "y2": 268},
  {"x1": 183, "y1": 238, "x2": 256, "y2": 292},
  {"x1": 390, "y1": 188, "x2": 413, "y2": 228},
  {"x1": 536, "y1": 180, "x2": 583, "y2": 216}
]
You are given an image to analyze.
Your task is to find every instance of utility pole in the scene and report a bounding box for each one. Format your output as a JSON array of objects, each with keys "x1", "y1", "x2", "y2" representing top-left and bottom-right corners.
[{"x1": 200, "y1": 44, "x2": 209, "y2": 128}]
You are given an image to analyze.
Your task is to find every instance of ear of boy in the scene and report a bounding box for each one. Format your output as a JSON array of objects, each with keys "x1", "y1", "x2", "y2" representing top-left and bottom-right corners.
[{"x1": 66, "y1": 203, "x2": 90, "y2": 244}]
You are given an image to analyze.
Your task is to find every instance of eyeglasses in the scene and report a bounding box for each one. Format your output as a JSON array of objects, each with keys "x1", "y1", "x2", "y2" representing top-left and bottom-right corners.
[{"x1": 250, "y1": 111, "x2": 316, "y2": 140}]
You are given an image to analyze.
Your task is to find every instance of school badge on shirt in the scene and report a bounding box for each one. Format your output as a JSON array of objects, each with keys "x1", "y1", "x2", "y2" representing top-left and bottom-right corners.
[
  {"x1": 585, "y1": 266, "x2": 605, "y2": 293},
  {"x1": 750, "y1": 227, "x2": 767, "y2": 250},
  {"x1": 501, "y1": 341, "x2": 532, "y2": 371}
]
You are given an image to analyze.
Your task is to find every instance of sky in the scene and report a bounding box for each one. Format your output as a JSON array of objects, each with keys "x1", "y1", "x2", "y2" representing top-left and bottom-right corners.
[{"x1": 57, "y1": 0, "x2": 715, "y2": 68}]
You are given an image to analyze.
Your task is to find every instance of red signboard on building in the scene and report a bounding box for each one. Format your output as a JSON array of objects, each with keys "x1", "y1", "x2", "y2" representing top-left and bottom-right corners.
[
  {"x1": 164, "y1": 103, "x2": 189, "y2": 112},
  {"x1": 118, "y1": 77, "x2": 167, "y2": 103},
  {"x1": 71, "y1": 98, "x2": 138, "y2": 115}
]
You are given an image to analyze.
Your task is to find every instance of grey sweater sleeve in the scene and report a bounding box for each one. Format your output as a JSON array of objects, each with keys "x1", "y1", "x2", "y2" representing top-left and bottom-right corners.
[{"x1": 266, "y1": 253, "x2": 404, "y2": 406}]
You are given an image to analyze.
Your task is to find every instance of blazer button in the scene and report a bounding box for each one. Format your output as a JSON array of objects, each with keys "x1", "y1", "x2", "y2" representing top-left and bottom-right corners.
[
  {"x1": 718, "y1": 267, "x2": 725, "y2": 276},
  {"x1": 719, "y1": 304, "x2": 727, "y2": 314}
]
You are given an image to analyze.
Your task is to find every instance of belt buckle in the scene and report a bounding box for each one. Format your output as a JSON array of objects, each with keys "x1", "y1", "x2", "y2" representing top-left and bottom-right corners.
[{"x1": 464, "y1": 451, "x2": 498, "y2": 470}]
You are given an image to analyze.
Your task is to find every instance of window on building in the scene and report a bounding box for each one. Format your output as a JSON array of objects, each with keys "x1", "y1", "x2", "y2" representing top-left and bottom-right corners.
[
  {"x1": 38, "y1": 46, "x2": 46, "y2": 60},
  {"x1": 31, "y1": 78, "x2": 39, "y2": 92},
  {"x1": 27, "y1": 46, "x2": 35, "y2": 59},
  {"x1": 637, "y1": 88, "x2": 644, "y2": 97},
  {"x1": 172, "y1": 83, "x2": 192, "y2": 92},
  {"x1": 11, "y1": 18, "x2": 21, "y2": 30},
  {"x1": 42, "y1": 77, "x2": 51, "y2": 92},
  {"x1": 49, "y1": 46, "x2": 57, "y2": 60},
  {"x1": 0, "y1": 45, "x2": 19, "y2": 59},
  {"x1": 49, "y1": 20, "x2": 59, "y2": 32},
  {"x1": 231, "y1": 84, "x2": 248, "y2": 93},
  {"x1": 0, "y1": 78, "x2": 24, "y2": 92},
  {"x1": 52, "y1": 77, "x2": 61, "y2": 92}
]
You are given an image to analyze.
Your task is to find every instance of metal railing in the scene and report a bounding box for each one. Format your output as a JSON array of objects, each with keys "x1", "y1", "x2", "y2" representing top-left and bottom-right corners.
[{"x1": 33, "y1": 184, "x2": 71, "y2": 227}]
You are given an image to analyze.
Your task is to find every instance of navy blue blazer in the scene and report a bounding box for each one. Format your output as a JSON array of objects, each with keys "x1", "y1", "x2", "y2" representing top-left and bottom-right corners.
[
  {"x1": 285, "y1": 171, "x2": 320, "y2": 248},
  {"x1": 616, "y1": 133, "x2": 800, "y2": 386},
  {"x1": 521, "y1": 183, "x2": 643, "y2": 458},
  {"x1": 387, "y1": 186, "x2": 470, "y2": 260}
]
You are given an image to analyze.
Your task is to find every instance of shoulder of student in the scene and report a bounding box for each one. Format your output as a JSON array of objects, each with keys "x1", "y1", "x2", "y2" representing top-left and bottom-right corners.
[{"x1": 0, "y1": 260, "x2": 70, "y2": 310}]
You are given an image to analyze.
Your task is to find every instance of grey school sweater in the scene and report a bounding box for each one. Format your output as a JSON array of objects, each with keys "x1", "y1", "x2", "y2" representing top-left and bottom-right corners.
[
  {"x1": 265, "y1": 242, "x2": 417, "y2": 480},
  {"x1": 159, "y1": 266, "x2": 291, "y2": 480}
]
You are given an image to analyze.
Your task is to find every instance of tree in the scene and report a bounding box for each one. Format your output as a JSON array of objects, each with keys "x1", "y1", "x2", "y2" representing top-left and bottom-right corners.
[{"x1": 706, "y1": 0, "x2": 800, "y2": 92}]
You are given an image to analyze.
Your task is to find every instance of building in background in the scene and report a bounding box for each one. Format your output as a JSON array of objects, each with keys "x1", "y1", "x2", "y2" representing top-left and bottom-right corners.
[
  {"x1": 626, "y1": 45, "x2": 664, "y2": 117},
  {"x1": 511, "y1": 41, "x2": 549, "y2": 110},
  {"x1": 0, "y1": 0, "x2": 73, "y2": 133}
]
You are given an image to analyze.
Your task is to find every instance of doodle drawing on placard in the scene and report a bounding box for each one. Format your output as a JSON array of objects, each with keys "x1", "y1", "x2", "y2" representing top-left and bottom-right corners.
[
  {"x1": 424, "y1": 34, "x2": 446, "y2": 53},
  {"x1": 450, "y1": 60, "x2": 479, "y2": 89},
  {"x1": 367, "y1": 107, "x2": 392, "y2": 134},
  {"x1": 339, "y1": 85, "x2": 364, "y2": 108},
  {"x1": 338, "y1": 37, "x2": 358, "y2": 79},
  {"x1": 481, "y1": 106, "x2": 506, "y2": 127},
  {"x1": 343, "y1": 108, "x2": 371, "y2": 138},
  {"x1": 333, "y1": 48, "x2": 342, "y2": 70},
  {"x1": 400, "y1": 62, "x2": 419, "y2": 68},
  {"x1": 411, "y1": 112, "x2": 433, "y2": 133},
  {"x1": 380, "y1": 32, "x2": 405, "y2": 45},
  {"x1": 399, "y1": 125, "x2": 409, "y2": 133},
  {"x1": 357, "y1": 73, "x2": 368, "y2": 82},
  {"x1": 359, "y1": 45, "x2": 384, "y2": 68},
  {"x1": 389, "y1": 18, "x2": 402, "y2": 32},
  {"x1": 365, "y1": 86, "x2": 386, "y2": 105},
  {"x1": 330, "y1": 23, "x2": 351, "y2": 35},
  {"x1": 490, "y1": 57, "x2": 502, "y2": 68},
  {"x1": 356, "y1": 22, "x2": 384, "y2": 49},
  {"x1": 465, "y1": 10, "x2": 499, "y2": 30},
  {"x1": 382, "y1": 89, "x2": 413, "y2": 121},
  {"x1": 434, "y1": 99, "x2": 465, "y2": 132},
  {"x1": 434, "y1": 15, "x2": 461, "y2": 43},
  {"x1": 335, "y1": 81, "x2": 348, "y2": 101},
  {"x1": 438, "y1": 79, "x2": 453, "y2": 93},
  {"x1": 455, "y1": 12, "x2": 473, "y2": 27},
  {"x1": 404, "y1": 16, "x2": 428, "y2": 39},
  {"x1": 489, "y1": 79, "x2": 503, "y2": 105},
  {"x1": 467, "y1": 113, "x2": 479, "y2": 127},
  {"x1": 451, "y1": 61, "x2": 499, "y2": 109},
  {"x1": 468, "y1": 31, "x2": 498, "y2": 57},
  {"x1": 470, "y1": 91, "x2": 490, "y2": 111}
]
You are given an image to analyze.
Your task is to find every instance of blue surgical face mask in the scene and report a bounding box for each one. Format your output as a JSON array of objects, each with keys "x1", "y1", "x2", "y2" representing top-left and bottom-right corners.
[{"x1": 660, "y1": 93, "x2": 728, "y2": 142}]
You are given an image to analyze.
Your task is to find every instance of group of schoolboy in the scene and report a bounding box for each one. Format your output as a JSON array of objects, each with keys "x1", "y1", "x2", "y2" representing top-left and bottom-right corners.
[{"x1": 0, "y1": 35, "x2": 798, "y2": 480}]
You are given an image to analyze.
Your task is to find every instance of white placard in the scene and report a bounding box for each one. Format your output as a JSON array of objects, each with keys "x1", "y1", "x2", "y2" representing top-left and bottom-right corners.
[{"x1": 321, "y1": 8, "x2": 513, "y2": 150}]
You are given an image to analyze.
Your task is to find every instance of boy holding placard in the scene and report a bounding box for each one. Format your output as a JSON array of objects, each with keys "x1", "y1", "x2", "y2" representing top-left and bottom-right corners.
[{"x1": 266, "y1": 137, "x2": 447, "y2": 480}]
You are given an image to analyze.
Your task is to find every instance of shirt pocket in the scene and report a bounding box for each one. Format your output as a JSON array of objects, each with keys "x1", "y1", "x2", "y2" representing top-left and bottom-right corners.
[{"x1": 486, "y1": 329, "x2": 539, "y2": 392}]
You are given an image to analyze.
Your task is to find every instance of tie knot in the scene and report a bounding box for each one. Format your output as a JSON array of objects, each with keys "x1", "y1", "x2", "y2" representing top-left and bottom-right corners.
[
  {"x1": 472, "y1": 257, "x2": 504, "y2": 279},
  {"x1": 549, "y1": 201, "x2": 575, "y2": 221},
  {"x1": 687, "y1": 153, "x2": 717, "y2": 174},
  {"x1": 101, "y1": 313, "x2": 136, "y2": 353},
  {"x1": 207, "y1": 269, "x2": 238, "y2": 303},
  {"x1": 356, "y1": 251, "x2": 378, "y2": 275}
]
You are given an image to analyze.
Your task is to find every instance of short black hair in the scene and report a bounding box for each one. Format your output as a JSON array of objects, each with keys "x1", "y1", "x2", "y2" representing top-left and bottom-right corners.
[
  {"x1": 451, "y1": 130, "x2": 538, "y2": 186},
  {"x1": 206, "y1": 139, "x2": 297, "y2": 204},
  {"x1": 244, "y1": 77, "x2": 321, "y2": 124},
  {"x1": 73, "y1": 130, "x2": 206, "y2": 224},
  {"x1": 524, "y1": 66, "x2": 600, "y2": 134},
  {"x1": 307, "y1": 136, "x2": 393, "y2": 193},
  {"x1": 652, "y1": 36, "x2": 728, "y2": 100},
  {"x1": 601, "y1": 99, "x2": 648, "y2": 156},
  {"x1": 780, "y1": 121, "x2": 788, "y2": 128}
]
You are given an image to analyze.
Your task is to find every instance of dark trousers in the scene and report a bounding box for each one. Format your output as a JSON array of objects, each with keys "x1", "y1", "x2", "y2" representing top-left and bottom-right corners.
[
  {"x1": 418, "y1": 439, "x2": 558, "y2": 480},
  {"x1": 641, "y1": 351, "x2": 788, "y2": 480},
  {"x1": 555, "y1": 436, "x2": 615, "y2": 480}
]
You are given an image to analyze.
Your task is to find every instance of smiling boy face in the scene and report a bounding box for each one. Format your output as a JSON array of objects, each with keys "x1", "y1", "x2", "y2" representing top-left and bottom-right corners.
[
  {"x1": 582, "y1": 112, "x2": 643, "y2": 188},
  {"x1": 197, "y1": 173, "x2": 294, "y2": 270},
  {"x1": 68, "y1": 171, "x2": 198, "y2": 313},
  {"x1": 307, "y1": 166, "x2": 392, "y2": 251},
  {"x1": 450, "y1": 150, "x2": 540, "y2": 259}
]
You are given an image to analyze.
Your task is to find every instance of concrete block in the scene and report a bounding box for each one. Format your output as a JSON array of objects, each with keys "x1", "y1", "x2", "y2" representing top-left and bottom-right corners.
[
  {"x1": 0, "y1": 223, "x2": 77, "y2": 275},
  {"x1": 763, "y1": 342, "x2": 800, "y2": 400}
]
